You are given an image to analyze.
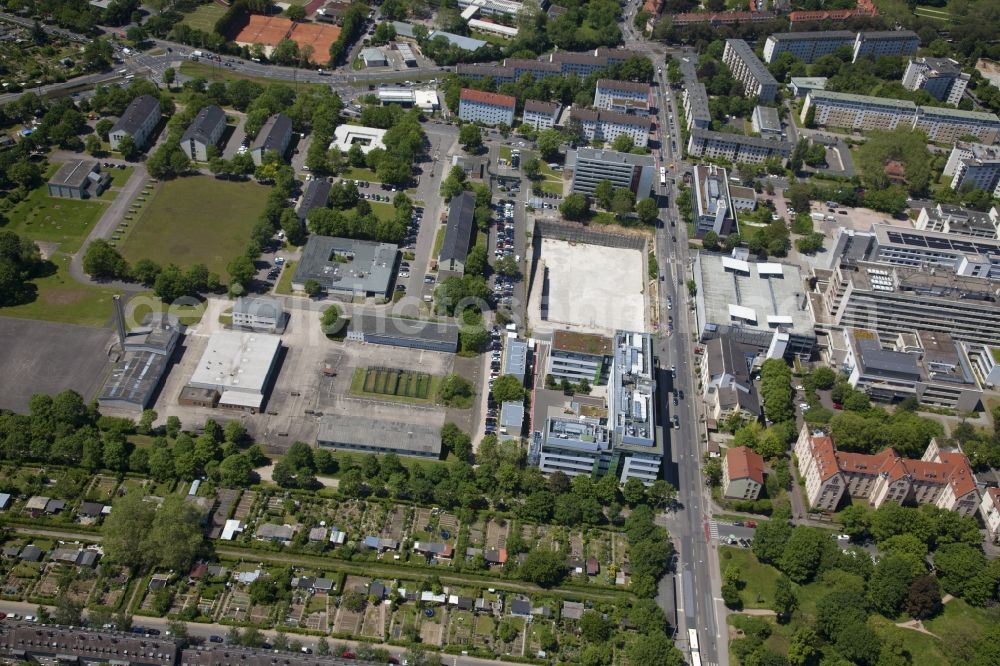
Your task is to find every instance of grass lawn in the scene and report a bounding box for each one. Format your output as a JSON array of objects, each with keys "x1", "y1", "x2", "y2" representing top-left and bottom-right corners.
[
  {"x1": 120, "y1": 176, "x2": 269, "y2": 278},
  {"x1": 179, "y1": 62, "x2": 327, "y2": 92},
  {"x1": 869, "y1": 615, "x2": 951, "y2": 666},
  {"x1": 349, "y1": 367, "x2": 442, "y2": 404},
  {"x1": 107, "y1": 166, "x2": 135, "y2": 189},
  {"x1": 499, "y1": 146, "x2": 511, "y2": 160},
  {"x1": 181, "y1": 2, "x2": 226, "y2": 30},
  {"x1": 274, "y1": 260, "x2": 297, "y2": 295},
  {"x1": 719, "y1": 546, "x2": 782, "y2": 609},
  {"x1": 538, "y1": 179, "x2": 562, "y2": 196},
  {"x1": 341, "y1": 167, "x2": 379, "y2": 182},
  {"x1": 923, "y1": 598, "x2": 993, "y2": 640},
  {"x1": 128, "y1": 292, "x2": 207, "y2": 326},
  {"x1": 0, "y1": 264, "x2": 119, "y2": 326},
  {"x1": 370, "y1": 201, "x2": 394, "y2": 223},
  {"x1": 432, "y1": 226, "x2": 446, "y2": 258},
  {"x1": 8, "y1": 180, "x2": 109, "y2": 255}
]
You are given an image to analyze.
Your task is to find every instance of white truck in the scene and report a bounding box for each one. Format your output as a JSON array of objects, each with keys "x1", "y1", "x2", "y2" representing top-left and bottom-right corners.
[{"x1": 190, "y1": 50, "x2": 204, "y2": 60}]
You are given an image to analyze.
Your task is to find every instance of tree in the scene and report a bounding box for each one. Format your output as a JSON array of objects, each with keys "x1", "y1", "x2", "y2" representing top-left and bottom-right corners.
[
  {"x1": 491, "y1": 375, "x2": 525, "y2": 404},
  {"x1": 702, "y1": 230, "x2": 720, "y2": 251},
  {"x1": 594, "y1": 179, "x2": 615, "y2": 209},
  {"x1": 117, "y1": 135, "x2": 139, "y2": 161},
  {"x1": 226, "y1": 255, "x2": 255, "y2": 293},
  {"x1": 906, "y1": 574, "x2": 942, "y2": 620},
  {"x1": 611, "y1": 187, "x2": 635, "y2": 219},
  {"x1": 812, "y1": 366, "x2": 837, "y2": 390},
  {"x1": 536, "y1": 128, "x2": 563, "y2": 161},
  {"x1": 787, "y1": 626, "x2": 820, "y2": 666},
  {"x1": 103, "y1": 491, "x2": 156, "y2": 569},
  {"x1": 867, "y1": 554, "x2": 916, "y2": 618},
  {"x1": 625, "y1": 631, "x2": 685, "y2": 666},
  {"x1": 54, "y1": 596, "x2": 83, "y2": 626},
  {"x1": 303, "y1": 279, "x2": 322, "y2": 298},
  {"x1": 96, "y1": 118, "x2": 114, "y2": 141},
  {"x1": 778, "y1": 527, "x2": 827, "y2": 583},
  {"x1": 320, "y1": 304, "x2": 341, "y2": 335},
  {"x1": 459, "y1": 124, "x2": 482, "y2": 152},
  {"x1": 622, "y1": 477, "x2": 647, "y2": 506},
  {"x1": 145, "y1": 494, "x2": 205, "y2": 571},
  {"x1": 772, "y1": 575, "x2": 797, "y2": 623},
  {"x1": 648, "y1": 480, "x2": 677, "y2": 509},
  {"x1": 560, "y1": 193, "x2": 590, "y2": 220},
  {"x1": 579, "y1": 611, "x2": 612, "y2": 643},
  {"x1": 519, "y1": 549, "x2": 566, "y2": 587},
  {"x1": 636, "y1": 197, "x2": 658, "y2": 225},
  {"x1": 86, "y1": 134, "x2": 102, "y2": 156},
  {"x1": 523, "y1": 157, "x2": 541, "y2": 179},
  {"x1": 441, "y1": 423, "x2": 472, "y2": 462},
  {"x1": 465, "y1": 244, "x2": 489, "y2": 277},
  {"x1": 752, "y1": 515, "x2": 793, "y2": 565},
  {"x1": 611, "y1": 134, "x2": 635, "y2": 152},
  {"x1": 162, "y1": 67, "x2": 175, "y2": 87},
  {"x1": 219, "y1": 453, "x2": 254, "y2": 487},
  {"x1": 83, "y1": 239, "x2": 129, "y2": 279}
]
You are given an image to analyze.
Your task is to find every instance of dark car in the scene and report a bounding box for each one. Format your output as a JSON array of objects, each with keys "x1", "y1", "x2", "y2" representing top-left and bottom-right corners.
[{"x1": 209, "y1": 636, "x2": 224, "y2": 643}]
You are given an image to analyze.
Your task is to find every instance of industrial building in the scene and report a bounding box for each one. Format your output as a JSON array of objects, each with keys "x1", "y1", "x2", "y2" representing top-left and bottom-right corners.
[
  {"x1": 751, "y1": 105, "x2": 782, "y2": 139},
  {"x1": 694, "y1": 251, "x2": 816, "y2": 359},
  {"x1": 250, "y1": 112, "x2": 292, "y2": 165},
  {"x1": 231, "y1": 297, "x2": 285, "y2": 333},
  {"x1": 345, "y1": 311, "x2": 459, "y2": 352},
  {"x1": 47, "y1": 159, "x2": 111, "y2": 199},
  {"x1": 109, "y1": 94, "x2": 161, "y2": 151},
  {"x1": 292, "y1": 236, "x2": 398, "y2": 298},
  {"x1": 98, "y1": 297, "x2": 181, "y2": 411},
  {"x1": 943, "y1": 142, "x2": 1000, "y2": 196},
  {"x1": 330, "y1": 125, "x2": 387, "y2": 154},
  {"x1": 458, "y1": 88, "x2": 516, "y2": 126},
  {"x1": 522, "y1": 99, "x2": 560, "y2": 130},
  {"x1": 593, "y1": 79, "x2": 651, "y2": 116},
  {"x1": 296, "y1": 177, "x2": 332, "y2": 220},
  {"x1": 915, "y1": 203, "x2": 999, "y2": 239},
  {"x1": 438, "y1": 191, "x2": 477, "y2": 276},
  {"x1": 722, "y1": 446, "x2": 764, "y2": 500},
  {"x1": 693, "y1": 164, "x2": 736, "y2": 236},
  {"x1": 852, "y1": 29, "x2": 919, "y2": 63},
  {"x1": 686, "y1": 129, "x2": 793, "y2": 164},
  {"x1": 568, "y1": 147, "x2": 655, "y2": 196},
  {"x1": 182, "y1": 330, "x2": 282, "y2": 413},
  {"x1": 570, "y1": 108, "x2": 651, "y2": 148},
  {"x1": 902, "y1": 57, "x2": 970, "y2": 106},
  {"x1": 504, "y1": 338, "x2": 530, "y2": 384},
  {"x1": 538, "y1": 330, "x2": 662, "y2": 486},
  {"x1": 795, "y1": 426, "x2": 979, "y2": 515},
  {"x1": 377, "y1": 86, "x2": 440, "y2": 110},
  {"x1": 547, "y1": 330, "x2": 612, "y2": 383},
  {"x1": 317, "y1": 413, "x2": 442, "y2": 458},
  {"x1": 722, "y1": 39, "x2": 778, "y2": 103},
  {"x1": 762, "y1": 30, "x2": 855, "y2": 64},
  {"x1": 360, "y1": 46, "x2": 387, "y2": 67},
  {"x1": 180, "y1": 104, "x2": 226, "y2": 161},
  {"x1": 835, "y1": 327, "x2": 982, "y2": 411}
]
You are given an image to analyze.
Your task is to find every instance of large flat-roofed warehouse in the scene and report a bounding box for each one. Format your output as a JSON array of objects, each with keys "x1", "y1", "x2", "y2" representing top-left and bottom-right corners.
[
  {"x1": 99, "y1": 299, "x2": 181, "y2": 412},
  {"x1": 181, "y1": 330, "x2": 282, "y2": 414},
  {"x1": 317, "y1": 413, "x2": 443, "y2": 458},
  {"x1": 694, "y1": 252, "x2": 815, "y2": 359},
  {"x1": 292, "y1": 236, "x2": 398, "y2": 298},
  {"x1": 346, "y1": 311, "x2": 459, "y2": 352}
]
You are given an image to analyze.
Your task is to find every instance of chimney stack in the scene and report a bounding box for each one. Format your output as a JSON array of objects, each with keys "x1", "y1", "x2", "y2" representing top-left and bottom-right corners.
[{"x1": 113, "y1": 295, "x2": 127, "y2": 351}]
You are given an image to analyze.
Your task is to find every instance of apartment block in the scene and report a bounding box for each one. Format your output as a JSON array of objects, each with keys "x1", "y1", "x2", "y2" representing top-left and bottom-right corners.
[
  {"x1": 943, "y1": 142, "x2": 1000, "y2": 197},
  {"x1": 914, "y1": 106, "x2": 1000, "y2": 144},
  {"x1": 570, "y1": 108, "x2": 651, "y2": 147},
  {"x1": 762, "y1": 30, "x2": 855, "y2": 64},
  {"x1": 902, "y1": 57, "x2": 970, "y2": 106},
  {"x1": 594, "y1": 79, "x2": 651, "y2": 116},
  {"x1": 522, "y1": 99, "x2": 560, "y2": 130},
  {"x1": 686, "y1": 128, "x2": 793, "y2": 164},
  {"x1": 801, "y1": 90, "x2": 916, "y2": 131},
  {"x1": 693, "y1": 164, "x2": 735, "y2": 235},
  {"x1": 915, "y1": 203, "x2": 999, "y2": 239},
  {"x1": 982, "y1": 488, "x2": 1000, "y2": 544},
  {"x1": 679, "y1": 57, "x2": 711, "y2": 131},
  {"x1": 568, "y1": 147, "x2": 656, "y2": 197},
  {"x1": 723, "y1": 39, "x2": 779, "y2": 103},
  {"x1": 459, "y1": 48, "x2": 645, "y2": 82},
  {"x1": 795, "y1": 425, "x2": 980, "y2": 516},
  {"x1": 109, "y1": 94, "x2": 161, "y2": 151},
  {"x1": 547, "y1": 330, "x2": 612, "y2": 383},
  {"x1": 852, "y1": 29, "x2": 919, "y2": 63},
  {"x1": 837, "y1": 327, "x2": 983, "y2": 411},
  {"x1": 458, "y1": 88, "x2": 516, "y2": 126},
  {"x1": 723, "y1": 446, "x2": 765, "y2": 500},
  {"x1": 700, "y1": 334, "x2": 761, "y2": 425}
]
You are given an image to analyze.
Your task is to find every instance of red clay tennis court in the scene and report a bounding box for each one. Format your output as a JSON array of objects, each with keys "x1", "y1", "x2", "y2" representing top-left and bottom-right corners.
[
  {"x1": 234, "y1": 15, "x2": 293, "y2": 48},
  {"x1": 289, "y1": 22, "x2": 341, "y2": 62}
]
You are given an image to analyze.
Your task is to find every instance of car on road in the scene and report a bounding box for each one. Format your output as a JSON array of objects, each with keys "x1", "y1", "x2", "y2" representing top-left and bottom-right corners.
[
  {"x1": 672, "y1": 415, "x2": 680, "y2": 429},
  {"x1": 209, "y1": 636, "x2": 224, "y2": 643}
]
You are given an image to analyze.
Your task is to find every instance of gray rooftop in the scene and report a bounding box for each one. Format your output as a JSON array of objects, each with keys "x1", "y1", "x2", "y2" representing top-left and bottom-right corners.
[
  {"x1": 808, "y1": 89, "x2": 917, "y2": 110},
  {"x1": 571, "y1": 107, "x2": 652, "y2": 129},
  {"x1": 297, "y1": 177, "x2": 332, "y2": 220},
  {"x1": 360, "y1": 46, "x2": 386, "y2": 62},
  {"x1": 768, "y1": 30, "x2": 855, "y2": 42},
  {"x1": 111, "y1": 94, "x2": 160, "y2": 136},
  {"x1": 725, "y1": 39, "x2": 778, "y2": 87},
  {"x1": 754, "y1": 105, "x2": 782, "y2": 133},
  {"x1": 430, "y1": 30, "x2": 486, "y2": 51},
  {"x1": 690, "y1": 128, "x2": 794, "y2": 153},
  {"x1": 917, "y1": 105, "x2": 1000, "y2": 123},
  {"x1": 500, "y1": 400, "x2": 525, "y2": 429},
  {"x1": 851, "y1": 330, "x2": 921, "y2": 378},
  {"x1": 523, "y1": 99, "x2": 560, "y2": 115},
  {"x1": 348, "y1": 311, "x2": 460, "y2": 348},
  {"x1": 574, "y1": 146, "x2": 655, "y2": 167},
  {"x1": 294, "y1": 235, "x2": 397, "y2": 296},
  {"x1": 181, "y1": 104, "x2": 226, "y2": 145},
  {"x1": 609, "y1": 331, "x2": 660, "y2": 452},
  {"x1": 48, "y1": 159, "x2": 99, "y2": 188},
  {"x1": 233, "y1": 296, "x2": 283, "y2": 320},
  {"x1": 318, "y1": 413, "x2": 442, "y2": 456},
  {"x1": 99, "y1": 318, "x2": 180, "y2": 409},
  {"x1": 504, "y1": 338, "x2": 528, "y2": 381},
  {"x1": 912, "y1": 56, "x2": 962, "y2": 75},
  {"x1": 596, "y1": 78, "x2": 650, "y2": 94},
  {"x1": 859, "y1": 29, "x2": 919, "y2": 41},
  {"x1": 440, "y1": 191, "x2": 477, "y2": 264},
  {"x1": 251, "y1": 112, "x2": 292, "y2": 153}
]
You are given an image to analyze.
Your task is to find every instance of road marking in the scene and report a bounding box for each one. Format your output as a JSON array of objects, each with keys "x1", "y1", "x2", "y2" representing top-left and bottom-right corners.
[{"x1": 708, "y1": 520, "x2": 719, "y2": 542}]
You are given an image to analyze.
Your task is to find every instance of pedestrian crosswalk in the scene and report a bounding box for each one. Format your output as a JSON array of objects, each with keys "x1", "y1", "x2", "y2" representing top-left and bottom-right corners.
[{"x1": 708, "y1": 520, "x2": 719, "y2": 542}]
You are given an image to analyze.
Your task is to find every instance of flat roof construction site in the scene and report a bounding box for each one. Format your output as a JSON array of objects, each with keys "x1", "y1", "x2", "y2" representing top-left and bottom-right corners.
[{"x1": 529, "y1": 238, "x2": 646, "y2": 337}]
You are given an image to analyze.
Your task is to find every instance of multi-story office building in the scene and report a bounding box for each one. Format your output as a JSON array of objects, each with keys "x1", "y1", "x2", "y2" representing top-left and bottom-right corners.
[
  {"x1": 916, "y1": 203, "x2": 999, "y2": 240},
  {"x1": 693, "y1": 164, "x2": 736, "y2": 235},
  {"x1": 801, "y1": 90, "x2": 916, "y2": 131},
  {"x1": 795, "y1": 426, "x2": 980, "y2": 516},
  {"x1": 547, "y1": 330, "x2": 612, "y2": 383},
  {"x1": 762, "y1": 30, "x2": 855, "y2": 64},
  {"x1": 594, "y1": 79, "x2": 651, "y2": 115},
  {"x1": 964, "y1": 341, "x2": 1000, "y2": 388},
  {"x1": 837, "y1": 327, "x2": 983, "y2": 411},
  {"x1": 902, "y1": 57, "x2": 970, "y2": 106},
  {"x1": 812, "y1": 259, "x2": 1000, "y2": 347},
  {"x1": 458, "y1": 88, "x2": 516, "y2": 126},
  {"x1": 723, "y1": 39, "x2": 779, "y2": 103},
  {"x1": 914, "y1": 106, "x2": 1000, "y2": 144},
  {"x1": 751, "y1": 105, "x2": 782, "y2": 139},
  {"x1": 538, "y1": 331, "x2": 661, "y2": 486},
  {"x1": 570, "y1": 108, "x2": 651, "y2": 147},
  {"x1": 568, "y1": 147, "x2": 656, "y2": 197},
  {"x1": 522, "y1": 99, "x2": 560, "y2": 130},
  {"x1": 852, "y1": 29, "x2": 919, "y2": 62},
  {"x1": 679, "y1": 57, "x2": 711, "y2": 131},
  {"x1": 943, "y1": 142, "x2": 1000, "y2": 197},
  {"x1": 686, "y1": 128, "x2": 793, "y2": 164},
  {"x1": 838, "y1": 223, "x2": 1000, "y2": 279}
]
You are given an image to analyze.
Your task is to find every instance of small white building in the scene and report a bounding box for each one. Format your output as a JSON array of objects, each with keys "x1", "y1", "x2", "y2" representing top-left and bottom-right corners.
[
  {"x1": 232, "y1": 297, "x2": 285, "y2": 333},
  {"x1": 331, "y1": 125, "x2": 388, "y2": 154},
  {"x1": 221, "y1": 519, "x2": 243, "y2": 541}
]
